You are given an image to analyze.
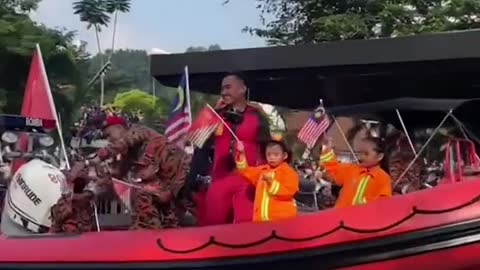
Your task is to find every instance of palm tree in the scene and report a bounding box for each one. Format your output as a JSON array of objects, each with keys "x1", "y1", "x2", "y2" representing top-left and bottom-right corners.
[
  {"x1": 73, "y1": 0, "x2": 111, "y2": 106},
  {"x1": 105, "y1": 0, "x2": 131, "y2": 59}
]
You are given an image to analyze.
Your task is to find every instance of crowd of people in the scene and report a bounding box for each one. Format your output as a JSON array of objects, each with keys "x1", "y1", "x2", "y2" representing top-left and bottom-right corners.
[{"x1": 0, "y1": 72, "x2": 426, "y2": 235}]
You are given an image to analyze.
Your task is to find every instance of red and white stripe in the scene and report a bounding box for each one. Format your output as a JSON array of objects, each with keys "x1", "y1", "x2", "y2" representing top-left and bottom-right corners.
[
  {"x1": 112, "y1": 178, "x2": 134, "y2": 211},
  {"x1": 298, "y1": 115, "x2": 330, "y2": 149},
  {"x1": 165, "y1": 108, "x2": 190, "y2": 143},
  {"x1": 186, "y1": 122, "x2": 219, "y2": 148}
]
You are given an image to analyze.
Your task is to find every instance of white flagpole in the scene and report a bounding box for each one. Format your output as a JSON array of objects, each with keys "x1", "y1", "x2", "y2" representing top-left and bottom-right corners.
[
  {"x1": 36, "y1": 44, "x2": 70, "y2": 170},
  {"x1": 185, "y1": 66, "x2": 192, "y2": 126},
  {"x1": 206, "y1": 104, "x2": 240, "y2": 142}
]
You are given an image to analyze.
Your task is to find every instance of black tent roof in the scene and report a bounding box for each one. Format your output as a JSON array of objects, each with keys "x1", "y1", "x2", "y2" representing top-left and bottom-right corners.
[
  {"x1": 151, "y1": 30, "x2": 480, "y2": 109},
  {"x1": 325, "y1": 98, "x2": 480, "y2": 129},
  {"x1": 327, "y1": 98, "x2": 468, "y2": 116}
]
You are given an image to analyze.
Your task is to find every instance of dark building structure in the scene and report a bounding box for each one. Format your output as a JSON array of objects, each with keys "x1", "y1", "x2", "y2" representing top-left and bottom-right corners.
[{"x1": 151, "y1": 30, "x2": 480, "y2": 111}]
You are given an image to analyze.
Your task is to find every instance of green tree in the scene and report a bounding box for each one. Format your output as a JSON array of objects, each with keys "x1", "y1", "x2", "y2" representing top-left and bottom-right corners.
[
  {"x1": 87, "y1": 49, "x2": 150, "y2": 103},
  {"x1": 0, "y1": 0, "x2": 87, "y2": 129},
  {"x1": 104, "y1": 0, "x2": 131, "y2": 57},
  {"x1": 241, "y1": 0, "x2": 480, "y2": 45},
  {"x1": 111, "y1": 89, "x2": 168, "y2": 129},
  {"x1": 73, "y1": 0, "x2": 131, "y2": 106},
  {"x1": 73, "y1": 0, "x2": 110, "y2": 105}
]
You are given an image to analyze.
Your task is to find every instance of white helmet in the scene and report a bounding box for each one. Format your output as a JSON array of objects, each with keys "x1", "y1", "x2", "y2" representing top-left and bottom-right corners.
[{"x1": 4, "y1": 159, "x2": 65, "y2": 233}]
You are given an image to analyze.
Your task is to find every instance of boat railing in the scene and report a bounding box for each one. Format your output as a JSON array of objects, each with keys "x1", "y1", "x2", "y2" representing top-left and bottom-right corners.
[
  {"x1": 95, "y1": 198, "x2": 130, "y2": 229},
  {"x1": 439, "y1": 138, "x2": 480, "y2": 184}
]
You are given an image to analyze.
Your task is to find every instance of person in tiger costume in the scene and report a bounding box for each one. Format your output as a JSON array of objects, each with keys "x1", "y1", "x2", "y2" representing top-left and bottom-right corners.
[
  {"x1": 81, "y1": 107, "x2": 188, "y2": 230},
  {"x1": 389, "y1": 134, "x2": 425, "y2": 195},
  {"x1": 49, "y1": 159, "x2": 113, "y2": 233}
]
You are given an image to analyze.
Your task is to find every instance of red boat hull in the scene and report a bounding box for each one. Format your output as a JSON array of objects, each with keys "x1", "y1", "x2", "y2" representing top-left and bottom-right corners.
[{"x1": 1, "y1": 179, "x2": 480, "y2": 269}]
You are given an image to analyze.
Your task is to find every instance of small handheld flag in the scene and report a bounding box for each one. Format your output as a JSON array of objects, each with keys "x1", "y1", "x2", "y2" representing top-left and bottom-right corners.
[{"x1": 297, "y1": 101, "x2": 330, "y2": 149}]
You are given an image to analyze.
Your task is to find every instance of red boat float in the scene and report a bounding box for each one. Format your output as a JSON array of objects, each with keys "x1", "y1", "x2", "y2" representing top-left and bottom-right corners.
[
  {"x1": 1, "y1": 98, "x2": 480, "y2": 270},
  {"x1": 0, "y1": 180, "x2": 480, "y2": 270},
  {"x1": 5, "y1": 31, "x2": 480, "y2": 269}
]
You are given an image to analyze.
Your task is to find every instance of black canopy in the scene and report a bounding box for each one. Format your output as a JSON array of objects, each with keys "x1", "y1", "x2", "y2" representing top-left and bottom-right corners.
[
  {"x1": 327, "y1": 98, "x2": 468, "y2": 116},
  {"x1": 151, "y1": 30, "x2": 480, "y2": 110},
  {"x1": 326, "y1": 98, "x2": 480, "y2": 130}
]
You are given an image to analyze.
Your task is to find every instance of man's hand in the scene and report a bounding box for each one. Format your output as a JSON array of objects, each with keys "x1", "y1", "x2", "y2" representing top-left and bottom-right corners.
[
  {"x1": 143, "y1": 183, "x2": 161, "y2": 193},
  {"x1": 67, "y1": 161, "x2": 86, "y2": 182},
  {"x1": 143, "y1": 184, "x2": 173, "y2": 204},
  {"x1": 236, "y1": 141, "x2": 245, "y2": 153},
  {"x1": 215, "y1": 98, "x2": 227, "y2": 110}
]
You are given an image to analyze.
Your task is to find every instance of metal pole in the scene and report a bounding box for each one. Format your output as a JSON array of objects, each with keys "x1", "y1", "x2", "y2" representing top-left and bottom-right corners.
[
  {"x1": 450, "y1": 114, "x2": 480, "y2": 161},
  {"x1": 93, "y1": 201, "x2": 101, "y2": 232},
  {"x1": 450, "y1": 114, "x2": 470, "y2": 139},
  {"x1": 395, "y1": 109, "x2": 417, "y2": 155},
  {"x1": 332, "y1": 116, "x2": 359, "y2": 163},
  {"x1": 393, "y1": 110, "x2": 453, "y2": 188},
  {"x1": 185, "y1": 66, "x2": 192, "y2": 125}
]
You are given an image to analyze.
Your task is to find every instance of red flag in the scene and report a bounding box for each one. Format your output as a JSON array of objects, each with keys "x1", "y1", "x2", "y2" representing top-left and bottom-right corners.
[
  {"x1": 12, "y1": 45, "x2": 58, "y2": 173},
  {"x1": 186, "y1": 106, "x2": 221, "y2": 148},
  {"x1": 112, "y1": 178, "x2": 132, "y2": 211}
]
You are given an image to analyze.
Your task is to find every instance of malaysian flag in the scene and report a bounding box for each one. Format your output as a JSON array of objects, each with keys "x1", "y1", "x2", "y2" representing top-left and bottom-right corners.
[
  {"x1": 186, "y1": 105, "x2": 221, "y2": 148},
  {"x1": 165, "y1": 66, "x2": 191, "y2": 143},
  {"x1": 297, "y1": 105, "x2": 330, "y2": 149}
]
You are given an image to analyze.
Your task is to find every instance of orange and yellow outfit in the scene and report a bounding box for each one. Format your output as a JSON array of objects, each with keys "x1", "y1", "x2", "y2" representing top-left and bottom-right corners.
[
  {"x1": 236, "y1": 156, "x2": 299, "y2": 222},
  {"x1": 320, "y1": 149, "x2": 392, "y2": 208}
]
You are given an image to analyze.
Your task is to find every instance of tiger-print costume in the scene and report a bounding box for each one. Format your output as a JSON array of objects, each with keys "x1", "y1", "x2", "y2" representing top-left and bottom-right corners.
[
  {"x1": 98, "y1": 124, "x2": 188, "y2": 230},
  {"x1": 50, "y1": 192, "x2": 96, "y2": 233},
  {"x1": 389, "y1": 136, "x2": 424, "y2": 194},
  {"x1": 49, "y1": 162, "x2": 113, "y2": 233}
]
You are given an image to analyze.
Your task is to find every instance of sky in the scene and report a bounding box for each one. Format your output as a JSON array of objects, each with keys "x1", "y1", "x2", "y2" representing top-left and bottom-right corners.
[{"x1": 30, "y1": 0, "x2": 267, "y2": 54}]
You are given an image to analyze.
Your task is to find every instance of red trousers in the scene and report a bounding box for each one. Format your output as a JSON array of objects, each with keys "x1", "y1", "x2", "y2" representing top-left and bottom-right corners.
[{"x1": 195, "y1": 174, "x2": 254, "y2": 226}]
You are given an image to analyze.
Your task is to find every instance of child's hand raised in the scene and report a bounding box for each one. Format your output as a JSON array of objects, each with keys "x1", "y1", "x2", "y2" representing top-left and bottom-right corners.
[{"x1": 261, "y1": 172, "x2": 274, "y2": 184}]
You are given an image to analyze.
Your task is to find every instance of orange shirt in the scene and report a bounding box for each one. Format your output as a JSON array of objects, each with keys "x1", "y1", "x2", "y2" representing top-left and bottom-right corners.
[
  {"x1": 237, "y1": 159, "x2": 299, "y2": 222},
  {"x1": 320, "y1": 149, "x2": 392, "y2": 208}
]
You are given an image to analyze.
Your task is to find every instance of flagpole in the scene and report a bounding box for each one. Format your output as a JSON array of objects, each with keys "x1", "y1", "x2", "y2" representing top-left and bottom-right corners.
[
  {"x1": 185, "y1": 65, "x2": 192, "y2": 125},
  {"x1": 206, "y1": 104, "x2": 240, "y2": 142},
  {"x1": 36, "y1": 44, "x2": 70, "y2": 170}
]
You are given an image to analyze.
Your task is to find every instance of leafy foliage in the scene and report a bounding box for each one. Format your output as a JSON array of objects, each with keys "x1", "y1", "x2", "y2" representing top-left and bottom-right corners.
[
  {"x1": 111, "y1": 89, "x2": 167, "y2": 130},
  {"x1": 73, "y1": 0, "x2": 110, "y2": 30},
  {"x1": 87, "y1": 49, "x2": 150, "y2": 102},
  {"x1": 0, "y1": 0, "x2": 88, "y2": 130},
  {"x1": 243, "y1": 0, "x2": 480, "y2": 45},
  {"x1": 105, "y1": 0, "x2": 131, "y2": 13}
]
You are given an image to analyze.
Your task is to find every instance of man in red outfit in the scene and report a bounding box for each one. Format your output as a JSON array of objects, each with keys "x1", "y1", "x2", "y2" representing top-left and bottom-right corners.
[{"x1": 194, "y1": 73, "x2": 270, "y2": 225}]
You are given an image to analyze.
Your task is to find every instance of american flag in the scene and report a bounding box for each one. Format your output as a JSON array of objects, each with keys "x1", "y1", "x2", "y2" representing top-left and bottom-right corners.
[
  {"x1": 297, "y1": 106, "x2": 330, "y2": 149},
  {"x1": 165, "y1": 67, "x2": 191, "y2": 143},
  {"x1": 186, "y1": 105, "x2": 221, "y2": 148}
]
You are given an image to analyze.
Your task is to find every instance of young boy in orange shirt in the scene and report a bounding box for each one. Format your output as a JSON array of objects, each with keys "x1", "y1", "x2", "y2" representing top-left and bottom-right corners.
[{"x1": 236, "y1": 140, "x2": 299, "y2": 222}]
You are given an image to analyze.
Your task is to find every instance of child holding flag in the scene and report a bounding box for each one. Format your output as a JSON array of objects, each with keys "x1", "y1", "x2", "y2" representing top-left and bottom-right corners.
[
  {"x1": 319, "y1": 136, "x2": 392, "y2": 208},
  {"x1": 235, "y1": 140, "x2": 298, "y2": 222}
]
